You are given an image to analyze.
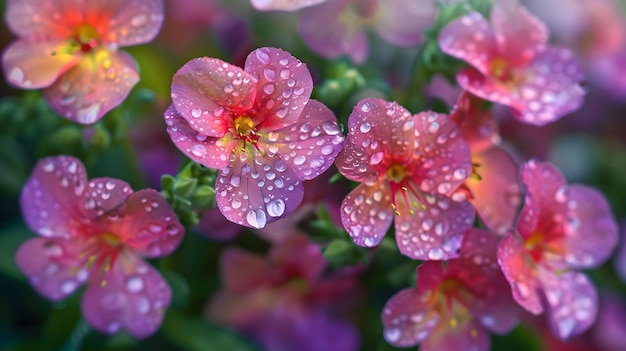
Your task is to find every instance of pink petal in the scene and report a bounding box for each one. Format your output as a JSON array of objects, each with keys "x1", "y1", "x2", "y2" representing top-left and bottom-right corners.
[
  {"x1": 171, "y1": 57, "x2": 257, "y2": 137},
  {"x1": 4, "y1": 0, "x2": 73, "y2": 38},
  {"x1": 468, "y1": 147, "x2": 521, "y2": 235},
  {"x1": 164, "y1": 105, "x2": 237, "y2": 169},
  {"x1": 2, "y1": 40, "x2": 80, "y2": 89},
  {"x1": 382, "y1": 287, "x2": 440, "y2": 347},
  {"x1": 540, "y1": 269, "x2": 598, "y2": 340},
  {"x1": 414, "y1": 260, "x2": 446, "y2": 292},
  {"x1": 244, "y1": 47, "x2": 313, "y2": 129},
  {"x1": 394, "y1": 190, "x2": 475, "y2": 260},
  {"x1": 497, "y1": 232, "x2": 543, "y2": 314},
  {"x1": 20, "y1": 156, "x2": 88, "y2": 239},
  {"x1": 449, "y1": 91, "x2": 500, "y2": 154},
  {"x1": 220, "y1": 248, "x2": 275, "y2": 294},
  {"x1": 82, "y1": 177, "x2": 133, "y2": 219},
  {"x1": 99, "y1": 0, "x2": 164, "y2": 47},
  {"x1": 265, "y1": 100, "x2": 343, "y2": 180},
  {"x1": 490, "y1": 0, "x2": 548, "y2": 67},
  {"x1": 340, "y1": 182, "x2": 394, "y2": 248},
  {"x1": 269, "y1": 233, "x2": 327, "y2": 283},
  {"x1": 250, "y1": 0, "x2": 327, "y2": 11},
  {"x1": 562, "y1": 185, "x2": 618, "y2": 269},
  {"x1": 412, "y1": 111, "x2": 472, "y2": 196},
  {"x1": 335, "y1": 98, "x2": 415, "y2": 183},
  {"x1": 44, "y1": 50, "x2": 139, "y2": 124},
  {"x1": 106, "y1": 189, "x2": 184, "y2": 259},
  {"x1": 439, "y1": 12, "x2": 497, "y2": 76},
  {"x1": 420, "y1": 320, "x2": 490, "y2": 351},
  {"x1": 15, "y1": 237, "x2": 89, "y2": 301},
  {"x1": 456, "y1": 67, "x2": 515, "y2": 113},
  {"x1": 517, "y1": 160, "x2": 566, "y2": 240},
  {"x1": 215, "y1": 154, "x2": 304, "y2": 229},
  {"x1": 374, "y1": 0, "x2": 436, "y2": 47},
  {"x1": 82, "y1": 255, "x2": 171, "y2": 338},
  {"x1": 511, "y1": 48, "x2": 586, "y2": 126}
]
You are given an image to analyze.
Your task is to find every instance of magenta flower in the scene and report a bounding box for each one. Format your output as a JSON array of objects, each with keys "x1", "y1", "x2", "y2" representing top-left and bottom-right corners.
[
  {"x1": 2, "y1": 0, "x2": 163, "y2": 124},
  {"x1": 382, "y1": 229, "x2": 519, "y2": 351},
  {"x1": 450, "y1": 92, "x2": 521, "y2": 235},
  {"x1": 335, "y1": 98, "x2": 475, "y2": 260},
  {"x1": 165, "y1": 47, "x2": 344, "y2": 229},
  {"x1": 439, "y1": 0, "x2": 586, "y2": 126},
  {"x1": 16, "y1": 156, "x2": 184, "y2": 338},
  {"x1": 250, "y1": 0, "x2": 328, "y2": 12},
  {"x1": 298, "y1": 0, "x2": 437, "y2": 64},
  {"x1": 498, "y1": 160, "x2": 618, "y2": 339}
]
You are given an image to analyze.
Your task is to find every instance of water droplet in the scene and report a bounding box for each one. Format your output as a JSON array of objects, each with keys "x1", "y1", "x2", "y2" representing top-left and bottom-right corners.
[
  {"x1": 427, "y1": 248, "x2": 445, "y2": 260},
  {"x1": 246, "y1": 209, "x2": 267, "y2": 228},
  {"x1": 166, "y1": 225, "x2": 179, "y2": 236},
  {"x1": 267, "y1": 199, "x2": 285, "y2": 217},
  {"x1": 453, "y1": 168, "x2": 467, "y2": 180},
  {"x1": 361, "y1": 102, "x2": 371, "y2": 112},
  {"x1": 363, "y1": 237, "x2": 376, "y2": 247},
  {"x1": 191, "y1": 108, "x2": 202, "y2": 118},
  {"x1": 321, "y1": 145, "x2": 334, "y2": 155},
  {"x1": 137, "y1": 297, "x2": 151, "y2": 315},
  {"x1": 43, "y1": 161, "x2": 55, "y2": 172},
  {"x1": 263, "y1": 83, "x2": 275, "y2": 94},
  {"x1": 255, "y1": 50, "x2": 270, "y2": 64},
  {"x1": 105, "y1": 180, "x2": 116, "y2": 190},
  {"x1": 43, "y1": 241, "x2": 63, "y2": 257},
  {"x1": 191, "y1": 144, "x2": 207, "y2": 157},
  {"x1": 263, "y1": 68, "x2": 275, "y2": 81},
  {"x1": 369, "y1": 152, "x2": 384, "y2": 165},
  {"x1": 437, "y1": 182, "x2": 451, "y2": 194},
  {"x1": 322, "y1": 122, "x2": 341, "y2": 135},
  {"x1": 276, "y1": 108, "x2": 288, "y2": 118},
  {"x1": 9, "y1": 67, "x2": 24, "y2": 83},
  {"x1": 384, "y1": 328, "x2": 401, "y2": 343},
  {"x1": 61, "y1": 280, "x2": 77, "y2": 294},
  {"x1": 280, "y1": 69, "x2": 291, "y2": 79},
  {"x1": 126, "y1": 276, "x2": 143, "y2": 292},
  {"x1": 428, "y1": 122, "x2": 440, "y2": 133},
  {"x1": 131, "y1": 14, "x2": 147, "y2": 26},
  {"x1": 230, "y1": 174, "x2": 241, "y2": 187},
  {"x1": 293, "y1": 155, "x2": 306, "y2": 165},
  {"x1": 554, "y1": 185, "x2": 567, "y2": 203},
  {"x1": 360, "y1": 122, "x2": 372, "y2": 133},
  {"x1": 223, "y1": 84, "x2": 234, "y2": 93}
]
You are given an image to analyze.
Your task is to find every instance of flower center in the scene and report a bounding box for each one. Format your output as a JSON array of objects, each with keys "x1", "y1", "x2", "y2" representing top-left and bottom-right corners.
[
  {"x1": 235, "y1": 115, "x2": 255, "y2": 136},
  {"x1": 489, "y1": 57, "x2": 511, "y2": 81},
  {"x1": 73, "y1": 23, "x2": 101, "y2": 53},
  {"x1": 78, "y1": 232, "x2": 124, "y2": 286},
  {"x1": 387, "y1": 164, "x2": 406, "y2": 183},
  {"x1": 386, "y1": 165, "x2": 424, "y2": 216}
]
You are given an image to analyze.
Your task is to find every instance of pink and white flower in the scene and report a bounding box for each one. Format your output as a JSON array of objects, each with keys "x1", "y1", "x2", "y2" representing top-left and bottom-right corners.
[{"x1": 16, "y1": 155, "x2": 183, "y2": 338}]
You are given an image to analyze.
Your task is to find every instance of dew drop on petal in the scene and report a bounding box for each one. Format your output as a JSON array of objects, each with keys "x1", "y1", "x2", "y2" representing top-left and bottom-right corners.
[
  {"x1": 191, "y1": 108, "x2": 202, "y2": 118},
  {"x1": 267, "y1": 199, "x2": 285, "y2": 217},
  {"x1": 294, "y1": 155, "x2": 306, "y2": 165},
  {"x1": 230, "y1": 174, "x2": 241, "y2": 187},
  {"x1": 360, "y1": 122, "x2": 372, "y2": 133},
  {"x1": 427, "y1": 248, "x2": 445, "y2": 260},
  {"x1": 191, "y1": 144, "x2": 207, "y2": 157},
  {"x1": 126, "y1": 276, "x2": 143, "y2": 293},
  {"x1": 246, "y1": 209, "x2": 267, "y2": 228},
  {"x1": 384, "y1": 328, "x2": 401, "y2": 343},
  {"x1": 361, "y1": 102, "x2": 371, "y2": 112},
  {"x1": 364, "y1": 237, "x2": 376, "y2": 247}
]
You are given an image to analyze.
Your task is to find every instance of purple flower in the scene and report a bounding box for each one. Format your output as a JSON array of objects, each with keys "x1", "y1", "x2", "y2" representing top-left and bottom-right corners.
[
  {"x1": 16, "y1": 156, "x2": 184, "y2": 338},
  {"x1": 165, "y1": 47, "x2": 344, "y2": 229}
]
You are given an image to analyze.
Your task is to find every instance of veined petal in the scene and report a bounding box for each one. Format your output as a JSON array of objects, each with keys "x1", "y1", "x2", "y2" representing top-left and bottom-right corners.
[
  {"x1": 215, "y1": 154, "x2": 304, "y2": 229},
  {"x1": 382, "y1": 287, "x2": 440, "y2": 348},
  {"x1": 5, "y1": 0, "x2": 75, "y2": 38},
  {"x1": 340, "y1": 182, "x2": 394, "y2": 248},
  {"x1": 82, "y1": 178, "x2": 133, "y2": 219},
  {"x1": 171, "y1": 57, "x2": 257, "y2": 137},
  {"x1": 265, "y1": 100, "x2": 343, "y2": 180},
  {"x1": 491, "y1": 0, "x2": 548, "y2": 67},
  {"x1": 335, "y1": 98, "x2": 415, "y2": 182},
  {"x1": 20, "y1": 156, "x2": 89, "y2": 239},
  {"x1": 15, "y1": 237, "x2": 89, "y2": 301},
  {"x1": 374, "y1": 0, "x2": 436, "y2": 47},
  {"x1": 540, "y1": 270, "x2": 598, "y2": 340},
  {"x1": 164, "y1": 105, "x2": 237, "y2": 169},
  {"x1": 105, "y1": 189, "x2": 184, "y2": 259},
  {"x1": 96, "y1": 0, "x2": 164, "y2": 47},
  {"x1": 497, "y1": 232, "x2": 543, "y2": 314},
  {"x1": 244, "y1": 47, "x2": 313, "y2": 129},
  {"x1": 439, "y1": 12, "x2": 497, "y2": 76},
  {"x1": 395, "y1": 191, "x2": 475, "y2": 260},
  {"x1": 2, "y1": 40, "x2": 80, "y2": 89},
  {"x1": 250, "y1": 0, "x2": 327, "y2": 11},
  {"x1": 82, "y1": 255, "x2": 171, "y2": 338},
  {"x1": 468, "y1": 147, "x2": 521, "y2": 235},
  {"x1": 220, "y1": 248, "x2": 275, "y2": 294},
  {"x1": 449, "y1": 91, "x2": 500, "y2": 154},
  {"x1": 44, "y1": 50, "x2": 139, "y2": 124},
  {"x1": 420, "y1": 320, "x2": 489, "y2": 351},
  {"x1": 562, "y1": 185, "x2": 618, "y2": 269}
]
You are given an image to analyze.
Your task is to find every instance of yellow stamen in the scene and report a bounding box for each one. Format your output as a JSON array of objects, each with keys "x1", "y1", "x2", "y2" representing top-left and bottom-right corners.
[{"x1": 234, "y1": 116, "x2": 255, "y2": 135}]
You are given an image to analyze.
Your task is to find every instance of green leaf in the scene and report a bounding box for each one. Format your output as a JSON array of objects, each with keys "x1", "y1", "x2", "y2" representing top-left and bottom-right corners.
[
  {"x1": 0, "y1": 223, "x2": 32, "y2": 280},
  {"x1": 160, "y1": 269, "x2": 190, "y2": 309}
]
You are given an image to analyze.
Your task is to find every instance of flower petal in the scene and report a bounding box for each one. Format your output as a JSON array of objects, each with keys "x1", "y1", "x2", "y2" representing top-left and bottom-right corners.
[
  {"x1": 395, "y1": 191, "x2": 475, "y2": 260},
  {"x1": 250, "y1": 0, "x2": 326, "y2": 11},
  {"x1": 449, "y1": 91, "x2": 500, "y2": 154},
  {"x1": 540, "y1": 270, "x2": 598, "y2": 340},
  {"x1": 164, "y1": 105, "x2": 237, "y2": 169},
  {"x1": 382, "y1": 287, "x2": 440, "y2": 348},
  {"x1": 4, "y1": 0, "x2": 74, "y2": 37},
  {"x1": 220, "y1": 248, "x2": 275, "y2": 294},
  {"x1": 511, "y1": 48, "x2": 586, "y2": 126},
  {"x1": 82, "y1": 177, "x2": 133, "y2": 219},
  {"x1": 20, "y1": 156, "x2": 88, "y2": 239},
  {"x1": 244, "y1": 47, "x2": 313, "y2": 130},
  {"x1": 374, "y1": 0, "x2": 436, "y2": 47},
  {"x1": 106, "y1": 189, "x2": 184, "y2": 259},
  {"x1": 490, "y1": 0, "x2": 548, "y2": 67},
  {"x1": 215, "y1": 154, "x2": 304, "y2": 229},
  {"x1": 420, "y1": 320, "x2": 489, "y2": 351},
  {"x1": 562, "y1": 185, "x2": 618, "y2": 269},
  {"x1": 81, "y1": 255, "x2": 171, "y2": 338},
  {"x1": 15, "y1": 237, "x2": 89, "y2": 301},
  {"x1": 44, "y1": 50, "x2": 139, "y2": 124},
  {"x1": 439, "y1": 12, "x2": 497, "y2": 75},
  {"x1": 497, "y1": 232, "x2": 543, "y2": 314},
  {"x1": 2, "y1": 40, "x2": 80, "y2": 89},
  {"x1": 468, "y1": 147, "x2": 521, "y2": 235},
  {"x1": 340, "y1": 182, "x2": 394, "y2": 248},
  {"x1": 269, "y1": 233, "x2": 327, "y2": 283},
  {"x1": 265, "y1": 100, "x2": 343, "y2": 180},
  {"x1": 456, "y1": 67, "x2": 515, "y2": 113},
  {"x1": 335, "y1": 98, "x2": 415, "y2": 182},
  {"x1": 171, "y1": 57, "x2": 257, "y2": 137},
  {"x1": 99, "y1": 0, "x2": 164, "y2": 47}
]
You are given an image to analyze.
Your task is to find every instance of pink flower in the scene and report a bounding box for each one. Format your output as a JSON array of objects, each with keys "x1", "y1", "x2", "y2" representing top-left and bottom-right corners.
[
  {"x1": 208, "y1": 234, "x2": 360, "y2": 351},
  {"x1": 382, "y1": 228, "x2": 519, "y2": 351},
  {"x1": 250, "y1": 0, "x2": 328, "y2": 12},
  {"x1": 498, "y1": 160, "x2": 618, "y2": 339},
  {"x1": 439, "y1": 0, "x2": 586, "y2": 126},
  {"x1": 165, "y1": 47, "x2": 344, "y2": 229},
  {"x1": 450, "y1": 92, "x2": 521, "y2": 235},
  {"x1": 335, "y1": 98, "x2": 475, "y2": 260},
  {"x1": 2, "y1": 0, "x2": 164, "y2": 124},
  {"x1": 298, "y1": 0, "x2": 437, "y2": 64},
  {"x1": 16, "y1": 156, "x2": 184, "y2": 338}
]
